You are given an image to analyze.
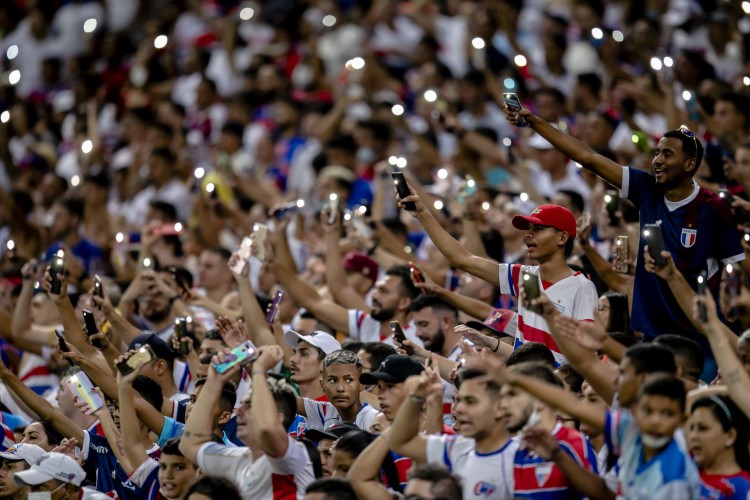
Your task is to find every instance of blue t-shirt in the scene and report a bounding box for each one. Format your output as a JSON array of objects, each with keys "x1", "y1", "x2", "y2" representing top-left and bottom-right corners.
[
  {"x1": 623, "y1": 167, "x2": 744, "y2": 344},
  {"x1": 700, "y1": 471, "x2": 750, "y2": 500},
  {"x1": 45, "y1": 239, "x2": 105, "y2": 275},
  {"x1": 157, "y1": 417, "x2": 235, "y2": 448},
  {"x1": 82, "y1": 430, "x2": 140, "y2": 499}
]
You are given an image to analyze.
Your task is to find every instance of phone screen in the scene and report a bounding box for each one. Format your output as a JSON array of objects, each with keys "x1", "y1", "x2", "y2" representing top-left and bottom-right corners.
[{"x1": 391, "y1": 172, "x2": 416, "y2": 211}]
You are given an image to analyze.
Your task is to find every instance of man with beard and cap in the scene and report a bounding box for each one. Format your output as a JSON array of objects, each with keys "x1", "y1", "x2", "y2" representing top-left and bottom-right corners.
[{"x1": 305, "y1": 422, "x2": 359, "y2": 477}]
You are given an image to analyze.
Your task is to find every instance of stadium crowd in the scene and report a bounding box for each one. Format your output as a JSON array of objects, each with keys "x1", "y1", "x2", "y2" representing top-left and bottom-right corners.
[{"x1": 1, "y1": 0, "x2": 750, "y2": 498}]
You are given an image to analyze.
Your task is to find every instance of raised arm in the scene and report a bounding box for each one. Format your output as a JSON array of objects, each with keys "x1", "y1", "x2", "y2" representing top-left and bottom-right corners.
[
  {"x1": 42, "y1": 270, "x2": 100, "y2": 359},
  {"x1": 347, "y1": 434, "x2": 397, "y2": 500},
  {"x1": 322, "y1": 209, "x2": 371, "y2": 311},
  {"x1": 229, "y1": 253, "x2": 276, "y2": 347},
  {"x1": 505, "y1": 108, "x2": 622, "y2": 189},
  {"x1": 250, "y1": 346, "x2": 290, "y2": 458},
  {"x1": 398, "y1": 188, "x2": 500, "y2": 286},
  {"x1": 385, "y1": 373, "x2": 442, "y2": 463},
  {"x1": 116, "y1": 352, "x2": 152, "y2": 475}
]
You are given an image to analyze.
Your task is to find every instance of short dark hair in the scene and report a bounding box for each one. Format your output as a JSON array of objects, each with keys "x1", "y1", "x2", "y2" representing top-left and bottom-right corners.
[
  {"x1": 150, "y1": 147, "x2": 176, "y2": 164},
  {"x1": 408, "y1": 294, "x2": 458, "y2": 319},
  {"x1": 555, "y1": 364, "x2": 584, "y2": 395},
  {"x1": 509, "y1": 361, "x2": 564, "y2": 388},
  {"x1": 58, "y1": 197, "x2": 85, "y2": 219},
  {"x1": 563, "y1": 234, "x2": 575, "y2": 257},
  {"x1": 625, "y1": 343, "x2": 676, "y2": 375},
  {"x1": 267, "y1": 377, "x2": 298, "y2": 430},
  {"x1": 149, "y1": 200, "x2": 178, "y2": 222},
  {"x1": 557, "y1": 190, "x2": 585, "y2": 215},
  {"x1": 305, "y1": 477, "x2": 358, "y2": 500},
  {"x1": 506, "y1": 342, "x2": 556, "y2": 368},
  {"x1": 407, "y1": 463, "x2": 463, "y2": 500},
  {"x1": 360, "y1": 342, "x2": 396, "y2": 371},
  {"x1": 637, "y1": 373, "x2": 686, "y2": 412},
  {"x1": 221, "y1": 121, "x2": 245, "y2": 138},
  {"x1": 161, "y1": 437, "x2": 187, "y2": 458},
  {"x1": 533, "y1": 86, "x2": 566, "y2": 107},
  {"x1": 654, "y1": 335, "x2": 704, "y2": 381},
  {"x1": 194, "y1": 378, "x2": 237, "y2": 415},
  {"x1": 577, "y1": 73, "x2": 602, "y2": 96},
  {"x1": 205, "y1": 246, "x2": 232, "y2": 262},
  {"x1": 386, "y1": 265, "x2": 420, "y2": 300},
  {"x1": 456, "y1": 367, "x2": 501, "y2": 398},
  {"x1": 133, "y1": 375, "x2": 164, "y2": 411},
  {"x1": 184, "y1": 475, "x2": 241, "y2": 500},
  {"x1": 662, "y1": 129, "x2": 704, "y2": 172}
]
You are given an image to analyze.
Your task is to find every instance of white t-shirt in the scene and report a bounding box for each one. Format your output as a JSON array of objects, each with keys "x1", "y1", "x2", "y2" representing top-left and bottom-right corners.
[
  {"x1": 302, "y1": 399, "x2": 378, "y2": 432},
  {"x1": 426, "y1": 434, "x2": 518, "y2": 500},
  {"x1": 347, "y1": 309, "x2": 423, "y2": 347},
  {"x1": 196, "y1": 437, "x2": 315, "y2": 500},
  {"x1": 498, "y1": 263, "x2": 598, "y2": 366}
]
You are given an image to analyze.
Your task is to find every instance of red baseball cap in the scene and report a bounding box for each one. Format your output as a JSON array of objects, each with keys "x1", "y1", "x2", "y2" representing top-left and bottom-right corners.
[
  {"x1": 511, "y1": 204, "x2": 577, "y2": 237},
  {"x1": 343, "y1": 252, "x2": 379, "y2": 283}
]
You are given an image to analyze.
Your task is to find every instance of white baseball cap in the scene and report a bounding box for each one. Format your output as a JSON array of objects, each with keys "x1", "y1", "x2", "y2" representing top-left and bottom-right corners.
[
  {"x1": 14, "y1": 452, "x2": 86, "y2": 487},
  {"x1": 0, "y1": 443, "x2": 46, "y2": 466},
  {"x1": 284, "y1": 330, "x2": 341, "y2": 355}
]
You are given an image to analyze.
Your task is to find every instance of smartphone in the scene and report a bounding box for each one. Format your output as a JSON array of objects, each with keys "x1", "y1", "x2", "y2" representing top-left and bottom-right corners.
[
  {"x1": 252, "y1": 223, "x2": 268, "y2": 262},
  {"x1": 697, "y1": 271, "x2": 707, "y2": 323},
  {"x1": 604, "y1": 190, "x2": 620, "y2": 226},
  {"x1": 151, "y1": 223, "x2": 184, "y2": 236},
  {"x1": 391, "y1": 172, "x2": 416, "y2": 211},
  {"x1": 50, "y1": 252, "x2": 65, "y2": 295},
  {"x1": 82, "y1": 309, "x2": 103, "y2": 349},
  {"x1": 265, "y1": 290, "x2": 285, "y2": 323},
  {"x1": 502, "y1": 93, "x2": 528, "y2": 128},
  {"x1": 212, "y1": 340, "x2": 259, "y2": 374},
  {"x1": 174, "y1": 317, "x2": 190, "y2": 355},
  {"x1": 93, "y1": 275, "x2": 103, "y2": 300},
  {"x1": 66, "y1": 371, "x2": 104, "y2": 413},
  {"x1": 522, "y1": 271, "x2": 541, "y2": 314},
  {"x1": 614, "y1": 235, "x2": 629, "y2": 274},
  {"x1": 141, "y1": 256, "x2": 156, "y2": 272},
  {"x1": 719, "y1": 189, "x2": 747, "y2": 221},
  {"x1": 116, "y1": 345, "x2": 156, "y2": 375},
  {"x1": 206, "y1": 182, "x2": 218, "y2": 200},
  {"x1": 389, "y1": 321, "x2": 413, "y2": 355},
  {"x1": 643, "y1": 224, "x2": 667, "y2": 266},
  {"x1": 726, "y1": 263, "x2": 741, "y2": 301},
  {"x1": 55, "y1": 330, "x2": 75, "y2": 366},
  {"x1": 272, "y1": 200, "x2": 305, "y2": 220},
  {"x1": 409, "y1": 262, "x2": 424, "y2": 286},
  {"x1": 327, "y1": 194, "x2": 339, "y2": 225},
  {"x1": 231, "y1": 237, "x2": 252, "y2": 274}
]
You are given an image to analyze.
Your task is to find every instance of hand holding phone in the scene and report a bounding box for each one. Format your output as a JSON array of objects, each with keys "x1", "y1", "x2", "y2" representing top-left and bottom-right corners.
[
  {"x1": 212, "y1": 341, "x2": 259, "y2": 374},
  {"x1": 696, "y1": 271, "x2": 708, "y2": 323},
  {"x1": 391, "y1": 172, "x2": 416, "y2": 211},
  {"x1": 389, "y1": 321, "x2": 414, "y2": 355},
  {"x1": 522, "y1": 271, "x2": 542, "y2": 314},
  {"x1": 643, "y1": 224, "x2": 667, "y2": 266},
  {"x1": 116, "y1": 345, "x2": 156, "y2": 376},
  {"x1": 266, "y1": 290, "x2": 285, "y2": 323},
  {"x1": 251, "y1": 224, "x2": 268, "y2": 262},
  {"x1": 502, "y1": 93, "x2": 529, "y2": 128},
  {"x1": 50, "y1": 252, "x2": 65, "y2": 294},
  {"x1": 66, "y1": 371, "x2": 105, "y2": 414},
  {"x1": 82, "y1": 310, "x2": 103, "y2": 349},
  {"x1": 231, "y1": 237, "x2": 253, "y2": 274},
  {"x1": 327, "y1": 194, "x2": 339, "y2": 225},
  {"x1": 174, "y1": 317, "x2": 191, "y2": 355},
  {"x1": 55, "y1": 330, "x2": 76, "y2": 366}
]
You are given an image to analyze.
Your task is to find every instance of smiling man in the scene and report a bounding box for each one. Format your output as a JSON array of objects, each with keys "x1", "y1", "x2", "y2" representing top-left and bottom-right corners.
[{"x1": 505, "y1": 107, "x2": 743, "y2": 378}]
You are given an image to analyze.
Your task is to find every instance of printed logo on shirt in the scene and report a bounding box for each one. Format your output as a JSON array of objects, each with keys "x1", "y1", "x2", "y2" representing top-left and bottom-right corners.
[
  {"x1": 535, "y1": 462, "x2": 553, "y2": 486},
  {"x1": 551, "y1": 302, "x2": 565, "y2": 314},
  {"x1": 472, "y1": 481, "x2": 496, "y2": 496},
  {"x1": 681, "y1": 228, "x2": 697, "y2": 248}
]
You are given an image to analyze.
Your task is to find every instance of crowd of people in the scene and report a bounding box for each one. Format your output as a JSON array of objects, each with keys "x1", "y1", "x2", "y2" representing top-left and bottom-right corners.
[{"x1": 0, "y1": 0, "x2": 749, "y2": 499}]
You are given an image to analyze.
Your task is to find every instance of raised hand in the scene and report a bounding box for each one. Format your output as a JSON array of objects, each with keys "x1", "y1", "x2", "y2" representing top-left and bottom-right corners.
[
  {"x1": 521, "y1": 425, "x2": 560, "y2": 460},
  {"x1": 642, "y1": 245, "x2": 677, "y2": 281},
  {"x1": 214, "y1": 316, "x2": 248, "y2": 348},
  {"x1": 554, "y1": 315, "x2": 608, "y2": 352}
]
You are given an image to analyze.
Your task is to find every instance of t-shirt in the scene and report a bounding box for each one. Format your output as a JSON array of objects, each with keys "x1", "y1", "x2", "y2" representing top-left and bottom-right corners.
[
  {"x1": 157, "y1": 416, "x2": 235, "y2": 448},
  {"x1": 302, "y1": 399, "x2": 378, "y2": 431},
  {"x1": 289, "y1": 395, "x2": 328, "y2": 438},
  {"x1": 44, "y1": 239, "x2": 105, "y2": 275},
  {"x1": 129, "y1": 458, "x2": 165, "y2": 500},
  {"x1": 604, "y1": 410, "x2": 701, "y2": 499},
  {"x1": 81, "y1": 430, "x2": 141, "y2": 499},
  {"x1": 347, "y1": 309, "x2": 422, "y2": 347},
  {"x1": 513, "y1": 423, "x2": 598, "y2": 499},
  {"x1": 699, "y1": 470, "x2": 750, "y2": 500},
  {"x1": 622, "y1": 167, "x2": 744, "y2": 344},
  {"x1": 425, "y1": 434, "x2": 517, "y2": 499},
  {"x1": 498, "y1": 263, "x2": 598, "y2": 366},
  {"x1": 196, "y1": 436, "x2": 315, "y2": 499}
]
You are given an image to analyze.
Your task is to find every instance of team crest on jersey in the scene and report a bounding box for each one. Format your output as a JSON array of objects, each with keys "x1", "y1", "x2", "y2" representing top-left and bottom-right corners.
[
  {"x1": 680, "y1": 228, "x2": 697, "y2": 248},
  {"x1": 473, "y1": 482, "x2": 496, "y2": 495},
  {"x1": 535, "y1": 462, "x2": 553, "y2": 486}
]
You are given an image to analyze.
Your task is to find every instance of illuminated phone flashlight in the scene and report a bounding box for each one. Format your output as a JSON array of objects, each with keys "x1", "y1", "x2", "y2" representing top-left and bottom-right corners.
[
  {"x1": 472, "y1": 37, "x2": 485, "y2": 50},
  {"x1": 391, "y1": 104, "x2": 404, "y2": 116},
  {"x1": 296, "y1": 199, "x2": 305, "y2": 208},
  {"x1": 388, "y1": 156, "x2": 398, "y2": 166},
  {"x1": 437, "y1": 168, "x2": 448, "y2": 180},
  {"x1": 173, "y1": 223, "x2": 183, "y2": 232},
  {"x1": 643, "y1": 229, "x2": 651, "y2": 237},
  {"x1": 83, "y1": 18, "x2": 97, "y2": 33},
  {"x1": 682, "y1": 90, "x2": 692, "y2": 102},
  {"x1": 649, "y1": 57, "x2": 663, "y2": 71},
  {"x1": 194, "y1": 167, "x2": 205, "y2": 179},
  {"x1": 81, "y1": 139, "x2": 93, "y2": 154},
  {"x1": 513, "y1": 55, "x2": 527, "y2": 67},
  {"x1": 604, "y1": 193, "x2": 613, "y2": 204},
  {"x1": 482, "y1": 202, "x2": 491, "y2": 211},
  {"x1": 356, "y1": 205, "x2": 367, "y2": 215},
  {"x1": 423, "y1": 89, "x2": 438, "y2": 103},
  {"x1": 154, "y1": 35, "x2": 168, "y2": 49},
  {"x1": 612, "y1": 30, "x2": 624, "y2": 42},
  {"x1": 519, "y1": 192, "x2": 529, "y2": 202},
  {"x1": 396, "y1": 157, "x2": 407, "y2": 169},
  {"x1": 6, "y1": 240, "x2": 14, "y2": 252},
  {"x1": 345, "y1": 57, "x2": 365, "y2": 71},
  {"x1": 205, "y1": 182, "x2": 215, "y2": 193},
  {"x1": 591, "y1": 27, "x2": 603, "y2": 40},
  {"x1": 322, "y1": 15, "x2": 336, "y2": 27},
  {"x1": 0, "y1": 111, "x2": 9, "y2": 124},
  {"x1": 239, "y1": 7, "x2": 254, "y2": 20},
  {"x1": 433, "y1": 200, "x2": 444, "y2": 210},
  {"x1": 115, "y1": 232, "x2": 125, "y2": 244}
]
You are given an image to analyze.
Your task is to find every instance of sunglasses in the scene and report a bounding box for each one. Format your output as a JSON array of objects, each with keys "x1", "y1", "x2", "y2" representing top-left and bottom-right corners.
[{"x1": 678, "y1": 126, "x2": 698, "y2": 157}]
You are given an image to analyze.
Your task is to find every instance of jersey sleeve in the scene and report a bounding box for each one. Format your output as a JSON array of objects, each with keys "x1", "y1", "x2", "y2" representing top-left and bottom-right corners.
[
  {"x1": 157, "y1": 417, "x2": 182, "y2": 447},
  {"x1": 604, "y1": 410, "x2": 632, "y2": 457},
  {"x1": 498, "y1": 263, "x2": 523, "y2": 297},
  {"x1": 558, "y1": 429, "x2": 598, "y2": 475},
  {"x1": 622, "y1": 167, "x2": 654, "y2": 208},
  {"x1": 267, "y1": 436, "x2": 310, "y2": 475},
  {"x1": 302, "y1": 399, "x2": 328, "y2": 430},
  {"x1": 347, "y1": 309, "x2": 365, "y2": 339},
  {"x1": 129, "y1": 458, "x2": 158, "y2": 488},
  {"x1": 196, "y1": 442, "x2": 251, "y2": 480},
  {"x1": 425, "y1": 434, "x2": 454, "y2": 469}
]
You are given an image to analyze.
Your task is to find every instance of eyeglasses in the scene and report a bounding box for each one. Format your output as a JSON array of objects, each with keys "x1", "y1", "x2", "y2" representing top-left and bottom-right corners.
[{"x1": 678, "y1": 126, "x2": 698, "y2": 157}]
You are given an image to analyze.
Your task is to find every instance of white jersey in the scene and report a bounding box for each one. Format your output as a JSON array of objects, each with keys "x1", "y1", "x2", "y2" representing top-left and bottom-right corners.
[
  {"x1": 498, "y1": 263, "x2": 598, "y2": 366},
  {"x1": 302, "y1": 399, "x2": 378, "y2": 431},
  {"x1": 196, "y1": 437, "x2": 315, "y2": 500},
  {"x1": 426, "y1": 434, "x2": 517, "y2": 499},
  {"x1": 347, "y1": 309, "x2": 423, "y2": 347}
]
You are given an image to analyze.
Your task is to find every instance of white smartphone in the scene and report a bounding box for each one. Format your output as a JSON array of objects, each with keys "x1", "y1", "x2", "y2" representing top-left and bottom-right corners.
[{"x1": 251, "y1": 224, "x2": 268, "y2": 262}]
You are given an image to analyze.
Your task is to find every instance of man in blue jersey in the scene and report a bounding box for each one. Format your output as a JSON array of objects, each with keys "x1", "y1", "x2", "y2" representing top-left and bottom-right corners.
[{"x1": 506, "y1": 106, "x2": 744, "y2": 379}]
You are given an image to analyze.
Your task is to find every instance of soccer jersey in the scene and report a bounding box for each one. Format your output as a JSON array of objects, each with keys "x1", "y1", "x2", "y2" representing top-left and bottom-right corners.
[
  {"x1": 289, "y1": 395, "x2": 328, "y2": 437},
  {"x1": 498, "y1": 263, "x2": 598, "y2": 366},
  {"x1": 302, "y1": 399, "x2": 378, "y2": 431},
  {"x1": 622, "y1": 167, "x2": 744, "y2": 343},
  {"x1": 347, "y1": 309, "x2": 423, "y2": 347},
  {"x1": 425, "y1": 434, "x2": 517, "y2": 499},
  {"x1": 513, "y1": 423, "x2": 598, "y2": 499},
  {"x1": 604, "y1": 410, "x2": 701, "y2": 499},
  {"x1": 700, "y1": 471, "x2": 750, "y2": 500},
  {"x1": 81, "y1": 430, "x2": 141, "y2": 499},
  {"x1": 129, "y1": 458, "x2": 165, "y2": 500},
  {"x1": 196, "y1": 436, "x2": 315, "y2": 500}
]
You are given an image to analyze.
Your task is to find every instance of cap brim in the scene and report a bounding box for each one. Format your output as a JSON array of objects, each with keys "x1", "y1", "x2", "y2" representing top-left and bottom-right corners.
[
  {"x1": 511, "y1": 214, "x2": 544, "y2": 231},
  {"x1": 359, "y1": 371, "x2": 402, "y2": 385},
  {"x1": 14, "y1": 469, "x2": 54, "y2": 486},
  {"x1": 464, "y1": 320, "x2": 512, "y2": 338},
  {"x1": 283, "y1": 331, "x2": 303, "y2": 349},
  {"x1": 0, "y1": 452, "x2": 24, "y2": 461},
  {"x1": 304, "y1": 429, "x2": 338, "y2": 442}
]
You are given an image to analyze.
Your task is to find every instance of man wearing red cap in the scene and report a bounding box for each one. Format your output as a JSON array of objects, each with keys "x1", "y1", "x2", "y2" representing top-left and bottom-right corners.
[{"x1": 397, "y1": 191, "x2": 597, "y2": 366}]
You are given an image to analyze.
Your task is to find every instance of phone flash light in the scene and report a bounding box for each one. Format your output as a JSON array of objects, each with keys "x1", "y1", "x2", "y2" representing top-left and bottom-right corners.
[
  {"x1": 519, "y1": 192, "x2": 529, "y2": 202},
  {"x1": 745, "y1": 234, "x2": 750, "y2": 242},
  {"x1": 329, "y1": 193, "x2": 338, "y2": 201},
  {"x1": 205, "y1": 183, "x2": 215, "y2": 193},
  {"x1": 115, "y1": 233, "x2": 125, "y2": 243},
  {"x1": 643, "y1": 230, "x2": 650, "y2": 237},
  {"x1": 697, "y1": 275, "x2": 704, "y2": 285},
  {"x1": 591, "y1": 27, "x2": 603, "y2": 40},
  {"x1": 391, "y1": 104, "x2": 404, "y2": 116},
  {"x1": 194, "y1": 167, "x2": 205, "y2": 179},
  {"x1": 296, "y1": 199, "x2": 305, "y2": 208},
  {"x1": 81, "y1": 139, "x2": 93, "y2": 154},
  {"x1": 604, "y1": 194, "x2": 613, "y2": 203},
  {"x1": 433, "y1": 200, "x2": 444, "y2": 210},
  {"x1": 83, "y1": 18, "x2": 97, "y2": 33},
  {"x1": 154, "y1": 35, "x2": 168, "y2": 49},
  {"x1": 0, "y1": 111, "x2": 9, "y2": 124},
  {"x1": 174, "y1": 223, "x2": 182, "y2": 232},
  {"x1": 396, "y1": 157, "x2": 407, "y2": 169},
  {"x1": 471, "y1": 37, "x2": 485, "y2": 50},
  {"x1": 482, "y1": 202, "x2": 490, "y2": 211},
  {"x1": 423, "y1": 90, "x2": 437, "y2": 103},
  {"x1": 437, "y1": 168, "x2": 448, "y2": 180},
  {"x1": 239, "y1": 7, "x2": 254, "y2": 21},
  {"x1": 143, "y1": 257, "x2": 152, "y2": 268},
  {"x1": 322, "y1": 15, "x2": 337, "y2": 27},
  {"x1": 682, "y1": 90, "x2": 692, "y2": 102},
  {"x1": 513, "y1": 55, "x2": 527, "y2": 67},
  {"x1": 727, "y1": 264, "x2": 735, "y2": 274},
  {"x1": 6, "y1": 240, "x2": 14, "y2": 251},
  {"x1": 650, "y1": 57, "x2": 663, "y2": 71}
]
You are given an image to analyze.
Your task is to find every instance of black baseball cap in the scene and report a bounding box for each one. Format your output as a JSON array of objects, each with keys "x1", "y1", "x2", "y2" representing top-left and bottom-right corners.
[
  {"x1": 305, "y1": 422, "x2": 360, "y2": 442},
  {"x1": 128, "y1": 333, "x2": 177, "y2": 362},
  {"x1": 359, "y1": 355, "x2": 425, "y2": 385}
]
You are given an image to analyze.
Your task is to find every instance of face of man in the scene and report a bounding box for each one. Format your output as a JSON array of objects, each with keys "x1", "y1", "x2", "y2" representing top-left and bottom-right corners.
[
  {"x1": 235, "y1": 392, "x2": 255, "y2": 445},
  {"x1": 616, "y1": 356, "x2": 641, "y2": 408},
  {"x1": 158, "y1": 453, "x2": 197, "y2": 499},
  {"x1": 374, "y1": 380, "x2": 407, "y2": 421},
  {"x1": 633, "y1": 394, "x2": 683, "y2": 452},
  {"x1": 412, "y1": 307, "x2": 448, "y2": 354},
  {"x1": 524, "y1": 223, "x2": 567, "y2": 263},
  {"x1": 454, "y1": 378, "x2": 504, "y2": 440},
  {"x1": 317, "y1": 438, "x2": 335, "y2": 477},
  {"x1": 731, "y1": 146, "x2": 750, "y2": 185},
  {"x1": 499, "y1": 383, "x2": 535, "y2": 434},
  {"x1": 197, "y1": 338, "x2": 226, "y2": 378},
  {"x1": 651, "y1": 136, "x2": 695, "y2": 187},
  {"x1": 322, "y1": 364, "x2": 361, "y2": 411},
  {"x1": 197, "y1": 251, "x2": 231, "y2": 290},
  {"x1": 289, "y1": 341, "x2": 322, "y2": 384},
  {"x1": 713, "y1": 100, "x2": 745, "y2": 136},
  {"x1": 370, "y1": 276, "x2": 405, "y2": 322},
  {"x1": 0, "y1": 459, "x2": 27, "y2": 497},
  {"x1": 48, "y1": 204, "x2": 75, "y2": 241}
]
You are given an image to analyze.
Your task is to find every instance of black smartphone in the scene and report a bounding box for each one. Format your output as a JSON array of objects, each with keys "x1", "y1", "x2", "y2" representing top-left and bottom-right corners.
[
  {"x1": 174, "y1": 317, "x2": 190, "y2": 355},
  {"x1": 643, "y1": 224, "x2": 667, "y2": 266},
  {"x1": 265, "y1": 290, "x2": 285, "y2": 323},
  {"x1": 604, "y1": 190, "x2": 620, "y2": 227},
  {"x1": 391, "y1": 172, "x2": 416, "y2": 211},
  {"x1": 93, "y1": 275, "x2": 103, "y2": 299},
  {"x1": 389, "y1": 321, "x2": 413, "y2": 354},
  {"x1": 502, "y1": 92, "x2": 529, "y2": 127},
  {"x1": 50, "y1": 253, "x2": 65, "y2": 295},
  {"x1": 697, "y1": 271, "x2": 708, "y2": 323},
  {"x1": 719, "y1": 189, "x2": 747, "y2": 222},
  {"x1": 82, "y1": 309, "x2": 102, "y2": 349},
  {"x1": 522, "y1": 271, "x2": 541, "y2": 314}
]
